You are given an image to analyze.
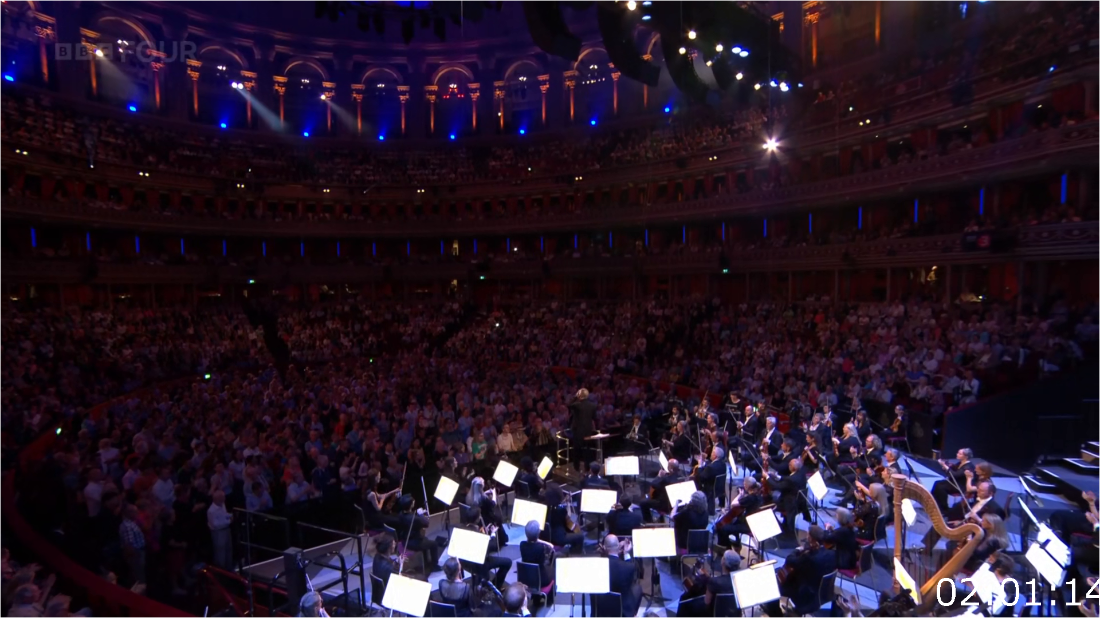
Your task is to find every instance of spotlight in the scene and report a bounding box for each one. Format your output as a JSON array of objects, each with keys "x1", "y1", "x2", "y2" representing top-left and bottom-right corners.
[
  {"x1": 732, "y1": 46, "x2": 742, "y2": 54},
  {"x1": 519, "y1": 128, "x2": 526, "y2": 135},
  {"x1": 230, "y1": 81, "x2": 238, "y2": 88},
  {"x1": 688, "y1": 29, "x2": 697, "y2": 40},
  {"x1": 94, "y1": 48, "x2": 104, "y2": 57},
  {"x1": 220, "y1": 122, "x2": 228, "y2": 129},
  {"x1": 320, "y1": 93, "x2": 327, "y2": 100},
  {"x1": 739, "y1": 50, "x2": 749, "y2": 58},
  {"x1": 2, "y1": 74, "x2": 12, "y2": 82},
  {"x1": 378, "y1": 134, "x2": 385, "y2": 141},
  {"x1": 1049, "y1": 65, "x2": 1056, "y2": 72},
  {"x1": 128, "y1": 104, "x2": 137, "y2": 112},
  {"x1": 769, "y1": 80, "x2": 778, "y2": 87},
  {"x1": 590, "y1": 118, "x2": 597, "y2": 126},
  {"x1": 705, "y1": 60, "x2": 712, "y2": 67},
  {"x1": 735, "y1": 72, "x2": 743, "y2": 80},
  {"x1": 798, "y1": 83, "x2": 804, "y2": 88},
  {"x1": 626, "y1": 0, "x2": 636, "y2": 9},
  {"x1": 663, "y1": 106, "x2": 671, "y2": 113},
  {"x1": 641, "y1": 14, "x2": 650, "y2": 20},
  {"x1": 779, "y1": 82, "x2": 789, "y2": 92},
  {"x1": 641, "y1": 1, "x2": 651, "y2": 5},
  {"x1": 764, "y1": 137, "x2": 778, "y2": 152},
  {"x1": 678, "y1": 46, "x2": 686, "y2": 55},
  {"x1": 303, "y1": 131, "x2": 310, "y2": 137},
  {"x1": 715, "y1": 43, "x2": 723, "y2": 52}
]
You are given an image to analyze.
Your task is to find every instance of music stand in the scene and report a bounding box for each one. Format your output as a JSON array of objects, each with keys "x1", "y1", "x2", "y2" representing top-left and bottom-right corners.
[
  {"x1": 604, "y1": 456, "x2": 639, "y2": 477},
  {"x1": 434, "y1": 476, "x2": 461, "y2": 533},
  {"x1": 970, "y1": 563, "x2": 1006, "y2": 614},
  {"x1": 807, "y1": 471, "x2": 828, "y2": 501},
  {"x1": 633, "y1": 526, "x2": 676, "y2": 610},
  {"x1": 893, "y1": 557, "x2": 922, "y2": 606},
  {"x1": 381, "y1": 573, "x2": 432, "y2": 617},
  {"x1": 446, "y1": 527, "x2": 490, "y2": 565},
  {"x1": 537, "y1": 456, "x2": 554, "y2": 480},
  {"x1": 510, "y1": 498, "x2": 548, "y2": 530},
  {"x1": 731, "y1": 560, "x2": 781, "y2": 610},
  {"x1": 665, "y1": 479, "x2": 698, "y2": 509},
  {"x1": 580, "y1": 489, "x2": 618, "y2": 514},
  {"x1": 1025, "y1": 541, "x2": 1067, "y2": 587},
  {"x1": 745, "y1": 507, "x2": 782, "y2": 543},
  {"x1": 556, "y1": 557, "x2": 610, "y2": 617},
  {"x1": 901, "y1": 498, "x2": 917, "y2": 526},
  {"x1": 493, "y1": 460, "x2": 519, "y2": 525},
  {"x1": 658, "y1": 450, "x2": 669, "y2": 473}
]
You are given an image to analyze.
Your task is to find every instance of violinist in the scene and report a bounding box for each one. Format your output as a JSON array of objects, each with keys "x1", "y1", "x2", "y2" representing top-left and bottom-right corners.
[
  {"x1": 517, "y1": 457, "x2": 544, "y2": 496},
  {"x1": 853, "y1": 481, "x2": 890, "y2": 541},
  {"x1": 460, "y1": 505, "x2": 513, "y2": 589},
  {"x1": 360, "y1": 471, "x2": 401, "y2": 531},
  {"x1": 818, "y1": 405, "x2": 836, "y2": 445},
  {"x1": 693, "y1": 445, "x2": 727, "y2": 515},
  {"x1": 809, "y1": 508, "x2": 859, "y2": 570},
  {"x1": 543, "y1": 483, "x2": 585, "y2": 553},
  {"x1": 715, "y1": 477, "x2": 766, "y2": 551},
  {"x1": 801, "y1": 433, "x2": 824, "y2": 472},
  {"x1": 704, "y1": 550, "x2": 742, "y2": 611},
  {"x1": 931, "y1": 448, "x2": 976, "y2": 513},
  {"x1": 759, "y1": 416, "x2": 783, "y2": 457},
  {"x1": 765, "y1": 459, "x2": 808, "y2": 537},
  {"x1": 466, "y1": 478, "x2": 506, "y2": 547},
  {"x1": 740, "y1": 405, "x2": 762, "y2": 444},
  {"x1": 601, "y1": 535, "x2": 642, "y2": 618},
  {"x1": 396, "y1": 495, "x2": 442, "y2": 574},
  {"x1": 607, "y1": 495, "x2": 642, "y2": 537},
  {"x1": 669, "y1": 421, "x2": 693, "y2": 463},
  {"x1": 640, "y1": 459, "x2": 683, "y2": 523},
  {"x1": 767, "y1": 439, "x2": 799, "y2": 479},
  {"x1": 519, "y1": 520, "x2": 557, "y2": 583},
  {"x1": 372, "y1": 533, "x2": 400, "y2": 589},
  {"x1": 436, "y1": 558, "x2": 476, "y2": 617},
  {"x1": 852, "y1": 409, "x2": 872, "y2": 441},
  {"x1": 880, "y1": 405, "x2": 909, "y2": 442},
  {"x1": 762, "y1": 534, "x2": 836, "y2": 617},
  {"x1": 671, "y1": 491, "x2": 710, "y2": 550},
  {"x1": 832, "y1": 423, "x2": 861, "y2": 465},
  {"x1": 838, "y1": 434, "x2": 882, "y2": 489}
]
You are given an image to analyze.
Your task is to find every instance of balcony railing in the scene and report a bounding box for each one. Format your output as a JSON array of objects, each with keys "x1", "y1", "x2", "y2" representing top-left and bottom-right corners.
[
  {"x1": 4, "y1": 222, "x2": 1095, "y2": 285},
  {"x1": 5, "y1": 122, "x2": 1097, "y2": 238}
]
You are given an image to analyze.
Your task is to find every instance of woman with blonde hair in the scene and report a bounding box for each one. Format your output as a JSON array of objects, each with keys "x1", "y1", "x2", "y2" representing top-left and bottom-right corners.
[{"x1": 963, "y1": 513, "x2": 1009, "y2": 572}]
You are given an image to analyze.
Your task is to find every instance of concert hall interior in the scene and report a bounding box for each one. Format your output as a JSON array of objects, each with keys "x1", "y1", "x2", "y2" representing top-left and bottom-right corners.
[{"x1": 2, "y1": 0, "x2": 1099, "y2": 617}]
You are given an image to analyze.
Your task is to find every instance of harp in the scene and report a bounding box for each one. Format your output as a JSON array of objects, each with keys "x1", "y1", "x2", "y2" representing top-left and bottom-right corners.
[{"x1": 891, "y1": 473, "x2": 984, "y2": 612}]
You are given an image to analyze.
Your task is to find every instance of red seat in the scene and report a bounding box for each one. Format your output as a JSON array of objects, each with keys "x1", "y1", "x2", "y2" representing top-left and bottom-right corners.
[
  {"x1": 541, "y1": 580, "x2": 555, "y2": 595},
  {"x1": 838, "y1": 567, "x2": 860, "y2": 579},
  {"x1": 857, "y1": 538, "x2": 874, "y2": 548}
]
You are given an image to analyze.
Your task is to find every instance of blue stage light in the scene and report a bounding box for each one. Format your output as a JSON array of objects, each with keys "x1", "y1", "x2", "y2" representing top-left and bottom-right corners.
[
  {"x1": 128, "y1": 104, "x2": 137, "y2": 112},
  {"x1": 2, "y1": 74, "x2": 13, "y2": 82},
  {"x1": 220, "y1": 122, "x2": 227, "y2": 129}
]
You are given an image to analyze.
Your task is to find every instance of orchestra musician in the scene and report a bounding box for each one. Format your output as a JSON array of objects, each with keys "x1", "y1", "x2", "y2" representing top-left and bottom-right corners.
[
  {"x1": 372, "y1": 533, "x2": 400, "y2": 589},
  {"x1": 501, "y1": 583, "x2": 528, "y2": 618},
  {"x1": 519, "y1": 520, "x2": 557, "y2": 584},
  {"x1": 832, "y1": 423, "x2": 862, "y2": 465},
  {"x1": 543, "y1": 483, "x2": 585, "y2": 554},
  {"x1": 801, "y1": 433, "x2": 824, "y2": 472},
  {"x1": 765, "y1": 459, "x2": 808, "y2": 538},
  {"x1": 517, "y1": 457, "x2": 544, "y2": 496},
  {"x1": 607, "y1": 495, "x2": 643, "y2": 537},
  {"x1": 880, "y1": 405, "x2": 910, "y2": 442},
  {"x1": 460, "y1": 505, "x2": 513, "y2": 589},
  {"x1": 766, "y1": 439, "x2": 799, "y2": 479},
  {"x1": 740, "y1": 405, "x2": 763, "y2": 444},
  {"x1": 436, "y1": 557, "x2": 477, "y2": 617},
  {"x1": 852, "y1": 481, "x2": 890, "y2": 541},
  {"x1": 837, "y1": 434, "x2": 883, "y2": 492},
  {"x1": 580, "y1": 461, "x2": 615, "y2": 491},
  {"x1": 625, "y1": 415, "x2": 645, "y2": 443},
  {"x1": 360, "y1": 471, "x2": 401, "y2": 531},
  {"x1": 819, "y1": 405, "x2": 837, "y2": 444},
  {"x1": 947, "y1": 480, "x2": 1006, "y2": 523},
  {"x1": 639, "y1": 459, "x2": 684, "y2": 523},
  {"x1": 669, "y1": 421, "x2": 693, "y2": 463},
  {"x1": 693, "y1": 445, "x2": 728, "y2": 514},
  {"x1": 714, "y1": 477, "x2": 767, "y2": 551},
  {"x1": 759, "y1": 416, "x2": 783, "y2": 457},
  {"x1": 852, "y1": 409, "x2": 872, "y2": 441},
  {"x1": 703, "y1": 550, "x2": 742, "y2": 611},
  {"x1": 466, "y1": 478, "x2": 506, "y2": 545},
  {"x1": 396, "y1": 495, "x2": 443, "y2": 573},
  {"x1": 569, "y1": 388, "x2": 598, "y2": 475},
  {"x1": 762, "y1": 534, "x2": 837, "y2": 617},
  {"x1": 671, "y1": 491, "x2": 710, "y2": 550},
  {"x1": 931, "y1": 448, "x2": 976, "y2": 513},
  {"x1": 809, "y1": 508, "x2": 859, "y2": 570},
  {"x1": 601, "y1": 535, "x2": 642, "y2": 617}
]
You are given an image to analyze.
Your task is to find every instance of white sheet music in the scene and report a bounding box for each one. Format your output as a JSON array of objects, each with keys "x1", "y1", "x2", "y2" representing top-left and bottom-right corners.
[
  {"x1": 731, "y1": 562, "x2": 781, "y2": 608},
  {"x1": 631, "y1": 527, "x2": 677, "y2": 558},
  {"x1": 604, "y1": 456, "x2": 640, "y2": 476},
  {"x1": 511, "y1": 498, "x2": 548, "y2": 529},
  {"x1": 580, "y1": 489, "x2": 617, "y2": 514},
  {"x1": 492, "y1": 460, "x2": 519, "y2": 487},
  {"x1": 745, "y1": 508, "x2": 782, "y2": 542},
  {"x1": 555, "y1": 557, "x2": 610, "y2": 594},
  {"x1": 665, "y1": 479, "x2": 698, "y2": 508},
  {"x1": 434, "y1": 476, "x2": 460, "y2": 506},
  {"x1": 382, "y1": 574, "x2": 432, "y2": 617},
  {"x1": 446, "y1": 527, "x2": 490, "y2": 565}
]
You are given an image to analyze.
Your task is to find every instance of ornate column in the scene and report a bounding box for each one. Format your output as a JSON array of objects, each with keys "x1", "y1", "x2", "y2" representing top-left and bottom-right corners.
[
  {"x1": 538, "y1": 74, "x2": 550, "y2": 126},
  {"x1": 397, "y1": 85, "x2": 410, "y2": 135},
  {"x1": 150, "y1": 60, "x2": 164, "y2": 110},
  {"x1": 641, "y1": 56, "x2": 651, "y2": 109},
  {"x1": 80, "y1": 29, "x2": 99, "y2": 97},
  {"x1": 563, "y1": 70, "x2": 577, "y2": 123},
  {"x1": 186, "y1": 58, "x2": 202, "y2": 116},
  {"x1": 273, "y1": 75, "x2": 287, "y2": 127},
  {"x1": 240, "y1": 71, "x2": 257, "y2": 127},
  {"x1": 493, "y1": 81, "x2": 505, "y2": 131},
  {"x1": 803, "y1": 3, "x2": 822, "y2": 69},
  {"x1": 874, "y1": 1, "x2": 882, "y2": 49},
  {"x1": 424, "y1": 84, "x2": 438, "y2": 135},
  {"x1": 468, "y1": 83, "x2": 480, "y2": 132},
  {"x1": 34, "y1": 18, "x2": 55, "y2": 84},
  {"x1": 611, "y1": 68, "x2": 621, "y2": 116},
  {"x1": 351, "y1": 84, "x2": 364, "y2": 134},
  {"x1": 322, "y1": 81, "x2": 336, "y2": 132}
]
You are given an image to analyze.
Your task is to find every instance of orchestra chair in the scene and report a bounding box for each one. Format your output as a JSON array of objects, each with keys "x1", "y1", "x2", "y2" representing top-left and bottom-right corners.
[
  {"x1": 798, "y1": 569, "x2": 838, "y2": 616},
  {"x1": 836, "y1": 546, "x2": 872, "y2": 599},
  {"x1": 677, "y1": 595, "x2": 707, "y2": 616},
  {"x1": 885, "y1": 435, "x2": 911, "y2": 454},
  {"x1": 369, "y1": 574, "x2": 386, "y2": 616},
  {"x1": 679, "y1": 529, "x2": 712, "y2": 580},
  {"x1": 516, "y1": 560, "x2": 555, "y2": 608},
  {"x1": 713, "y1": 592, "x2": 739, "y2": 617},
  {"x1": 712, "y1": 473, "x2": 728, "y2": 511},
  {"x1": 590, "y1": 591, "x2": 622, "y2": 617},
  {"x1": 428, "y1": 601, "x2": 458, "y2": 617},
  {"x1": 516, "y1": 480, "x2": 531, "y2": 500}
]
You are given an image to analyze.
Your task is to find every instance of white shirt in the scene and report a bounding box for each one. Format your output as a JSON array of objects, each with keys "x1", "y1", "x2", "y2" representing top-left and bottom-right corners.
[
  {"x1": 208, "y1": 502, "x2": 233, "y2": 531},
  {"x1": 84, "y1": 481, "x2": 103, "y2": 517},
  {"x1": 966, "y1": 497, "x2": 991, "y2": 522}
]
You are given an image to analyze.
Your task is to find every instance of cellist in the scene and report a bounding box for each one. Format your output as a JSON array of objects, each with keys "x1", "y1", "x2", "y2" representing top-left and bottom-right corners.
[{"x1": 714, "y1": 477, "x2": 767, "y2": 551}]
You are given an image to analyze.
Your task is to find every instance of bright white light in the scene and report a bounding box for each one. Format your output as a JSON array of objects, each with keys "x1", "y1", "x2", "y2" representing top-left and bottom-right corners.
[
  {"x1": 770, "y1": 80, "x2": 778, "y2": 87},
  {"x1": 94, "y1": 49, "x2": 104, "y2": 57},
  {"x1": 754, "y1": 83, "x2": 761, "y2": 90},
  {"x1": 735, "y1": 72, "x2": 743, "y2": 80},
  {"x1": 678, "y1": 46, "x2": 686, "y2": 55},
  {"x1": 320, "y1": 94, "x2": 326, "y2": 100},
  {"x1": 715, "y1": 43, "x2": 724, "y2": 52},
  {"x1": 626, "y1": 0, "x2": 636, "y2": 9},
  {"x1": 230, "y1": 81, "x2": 238, "y2": 89},
  {"x1": 732, "y1": 46, "x2": 742, "y2": 54},
  {"x1": 739, "y1": 50, "x2": 749, "y2": 58},
  {"x1": 688, "y1": 30, "x2": 697, "y2": 40},
  {"x1": 705, "y1": 60, "x2": 712, "y2": 67},
  {"x1": 779, "y1": 82, "x2": 789, "y2": 92},
  {"x1": 764, "y1": 138, "x2": 778, "y2": 151}
]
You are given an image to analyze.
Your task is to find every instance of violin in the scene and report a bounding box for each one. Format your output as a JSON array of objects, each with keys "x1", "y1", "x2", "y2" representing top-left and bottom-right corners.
[
  {"x1": 759, "y1": 444, "x2": 772, "y2": 494},
  {"x1": 681, "y1": 556, "x2": 712, "y2": 597},
  {"x1": 890, "y1": 415, "x2": 902, "y2": 433}
]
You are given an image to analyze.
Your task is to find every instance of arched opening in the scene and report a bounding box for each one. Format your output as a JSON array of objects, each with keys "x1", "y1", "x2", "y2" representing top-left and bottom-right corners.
[
  {"x1": 504, "y1": 60, "x2": 540, "y2": 132},
  {"x1": 362, "y1": 68, "x2": 402, "y2": 139},
  {"x1": 283, "y1": 61, "x2": 328, "y2": 135},
  {"x1": 575, "y1": 48, "x2": 613, "y2": 122},
  {"x1": 196, "y1": 47, "x2": 246, "y2": 128},
  {"x1": 434, "y1": 66, "x2": 473, "y2": 137},
  {"x1": 90, "y1": 18, "x2": 156, "y2": 109}
]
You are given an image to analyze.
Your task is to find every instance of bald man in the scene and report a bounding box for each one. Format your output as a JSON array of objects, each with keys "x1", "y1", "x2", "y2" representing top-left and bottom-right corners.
[{"x1": 603, "y1": 535, "x2": 641, "y2": 617}]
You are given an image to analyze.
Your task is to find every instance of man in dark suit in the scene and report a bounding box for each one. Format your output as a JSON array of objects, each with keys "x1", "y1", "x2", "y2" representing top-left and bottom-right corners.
[
  {"x1": 763, "y1": 535, "x2": 837, "y2": 616},
  {"x1": 670, "y1": 421, "x2": 693, "y2": 464},
  {"x1": 759, "y1": 416, "x2": 783, "y2": 457},
  {"x1": 639, "y1": 460, "x2": 684, "y2": 522},
  {"x1": 517, "y1": 456, "x2": 545, "y2": 498},
  {"x1": 694, "y1": 445, "x2": 728, "y2": 515},
  {"x1": 601, "y1": 535, "x2": 641, "y2": 618},
  {"x1": 811, "y1": 508, "x2": 860, "y2": 570},
  {"x1": 740, "y1": 406, "x2": 763, "y2": 444},
  {"x1": 580, "y1": 462, "x2": 612, "y2": 490},
  {"x1": 768, "y1": 439, "x2": 799, "y2": 479},
  {"x1": 950, "y1": 480, "x2": 1005, "y2": 522},
  {"x1": 767, "y1": 459, "x2": 808, "y2": 537},
  {"x1": 570, "y1": 388, "x2": 598, "y2": 474},
  {"x1": 931, "y1": 448, "x2": 976, "y2": 513},
  {"x1": 607, "y1": 496, "x2": 643, "y2": 537}
]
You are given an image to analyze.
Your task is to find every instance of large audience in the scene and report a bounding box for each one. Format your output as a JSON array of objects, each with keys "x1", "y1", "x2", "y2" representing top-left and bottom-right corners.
[{"x1": 4, "y1": 292, "x2": 1096, "y2": 610}]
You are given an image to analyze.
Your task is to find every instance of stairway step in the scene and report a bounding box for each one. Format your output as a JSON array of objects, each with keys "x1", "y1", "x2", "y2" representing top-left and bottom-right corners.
[
  {"x1": 1088, "y1": 441, "x2": 1100, "y2": 452},
  {"x1": 1062, "y1": 458, "x2": 1100, "y2": 472},
  {"x1": 1082, "y1": 448, "x2": 1099, "y2": 463},
  {"x1": 1022, "y1": 474, "x2": 1058, "y2": 491}
]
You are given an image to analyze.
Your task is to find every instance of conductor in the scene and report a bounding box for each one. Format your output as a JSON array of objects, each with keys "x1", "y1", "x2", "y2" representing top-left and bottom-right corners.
[{"x1": 570, "y1": 388, "x2": 597, "y2": 474}]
